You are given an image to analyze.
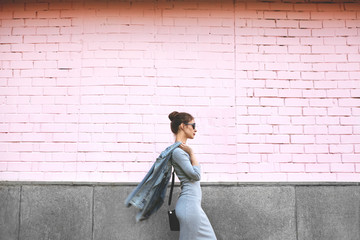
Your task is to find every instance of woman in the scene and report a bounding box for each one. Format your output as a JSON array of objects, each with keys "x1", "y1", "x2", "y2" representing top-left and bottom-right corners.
[{"x1": 169, "y1": 111, "x2": 217, "y2": 240}]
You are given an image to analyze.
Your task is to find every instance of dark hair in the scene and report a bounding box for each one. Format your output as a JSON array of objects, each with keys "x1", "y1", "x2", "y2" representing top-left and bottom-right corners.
[{"x1": 168, "y1": 111, "x2": 194, "y2": 134}]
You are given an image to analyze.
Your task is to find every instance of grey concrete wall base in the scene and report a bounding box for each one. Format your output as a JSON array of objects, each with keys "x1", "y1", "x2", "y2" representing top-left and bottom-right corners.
[
  {"x1": 1, "y1": 182, "x2": 360, "y2": 240},
  {"x1": 0, "y1": 186, "x2": 20, "y2": 240},
  {"x1": 20, "y1": 186, "x2": 93, "y2": 240},
  {"x1": 297, "y1": 186, "x2": 360, "y2": 240}
]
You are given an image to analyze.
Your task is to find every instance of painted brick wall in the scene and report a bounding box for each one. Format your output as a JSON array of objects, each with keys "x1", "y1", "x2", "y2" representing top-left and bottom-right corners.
[{"x1": 0, "y1": 0, "x2": 359, "y2": 182}]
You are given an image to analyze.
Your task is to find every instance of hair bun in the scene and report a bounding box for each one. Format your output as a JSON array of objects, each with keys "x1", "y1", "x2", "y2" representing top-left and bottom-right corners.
[{"x1": 168, "y1": 111, "x2": 179, "y2": 121}]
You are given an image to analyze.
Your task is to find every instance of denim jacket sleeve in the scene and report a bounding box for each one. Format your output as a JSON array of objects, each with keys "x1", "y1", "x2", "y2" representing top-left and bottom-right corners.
[{"x1": 124, "y1": 142, "x2": 182, "y2": 222}]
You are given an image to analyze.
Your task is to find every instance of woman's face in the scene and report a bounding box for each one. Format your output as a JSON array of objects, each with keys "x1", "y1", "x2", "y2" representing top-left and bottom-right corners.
[{"x1": 183, "y1": 119, "x2": 197, "y2": 139}]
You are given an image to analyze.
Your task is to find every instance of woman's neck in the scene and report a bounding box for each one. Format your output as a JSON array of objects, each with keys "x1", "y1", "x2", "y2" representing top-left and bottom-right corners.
[{"x1": 175, "y1": 133, "x2": 187, "y2": 144}]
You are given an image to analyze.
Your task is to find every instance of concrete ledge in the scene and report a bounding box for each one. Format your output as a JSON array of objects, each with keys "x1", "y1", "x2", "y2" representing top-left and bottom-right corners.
[
  {"x1": 2, "y1": 180, "x2": 360, "y2": 186},
  {"x1": 1, "y1": 182, "x2": 359, "y2": 240},
  {"x1": 0, "y1": 185, "x2": 20, "y2": 240},
  {"x1": 19, "y1": 185, "x2": 93, "y2": 240}
]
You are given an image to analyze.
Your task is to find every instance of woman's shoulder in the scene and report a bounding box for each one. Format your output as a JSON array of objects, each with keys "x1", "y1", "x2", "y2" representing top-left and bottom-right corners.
[{"x1": 172, "y1": 147, "x2": 188, "y2": 158}]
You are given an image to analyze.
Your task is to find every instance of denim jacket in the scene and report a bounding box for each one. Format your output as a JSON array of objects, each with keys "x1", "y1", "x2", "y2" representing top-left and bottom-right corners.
[{"x1": 125, "y1": 141, "x2": 181, "y2": 222}]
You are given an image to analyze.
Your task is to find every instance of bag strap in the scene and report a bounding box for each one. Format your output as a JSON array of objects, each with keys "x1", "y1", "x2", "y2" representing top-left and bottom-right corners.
[{"x1": 168, "y1": 168, "x2": 175, "y2": 206}]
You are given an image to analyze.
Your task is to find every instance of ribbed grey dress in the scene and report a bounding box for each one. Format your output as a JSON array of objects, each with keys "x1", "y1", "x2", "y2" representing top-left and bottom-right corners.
[{"x1": 172, "y1": 148, "x2": 217, "y2": 240}]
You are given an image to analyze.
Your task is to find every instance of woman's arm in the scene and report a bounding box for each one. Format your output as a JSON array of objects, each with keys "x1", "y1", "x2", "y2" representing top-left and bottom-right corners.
[
  {"x1": 172, "y1": 146, "x2": 201, "y2": 181},
  {"x1": 180, "y1": 143, "x2": 199, "y2": 166}
]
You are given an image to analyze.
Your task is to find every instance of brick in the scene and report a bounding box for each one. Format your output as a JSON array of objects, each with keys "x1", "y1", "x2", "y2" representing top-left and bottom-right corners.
[
  {"x1": 249, "y1": 163, "x2": 276, "y2": 173},
  {"x1": 303, "y1": 108, "x2": 327, "y2": 116},
  {"x1": 335, "y1": 28, "x2": 357, "y2": 37},
  {"x1": 264, "y1": 11, "x2": 287, "y2": 19},
  {"x1": 291, "y1": 135, "x2": 315, "y2": 144},
  {"x1": 350, "y1": 89, "x2": 360, "y2": 98},
  {"x1": 339, "y1": 99, "x2": 360, "y2": 107},
  {"x1": 249, "y1": 144, "x2": 274, "y2": 153},
  {"x1": 353, "y1": 108, "x2": 360, "y2": 116},
  {"x1": 299, "y1": 20, "x2": 322, "y2": 29},
  {"x1": 314, "y1": 81, "x2": 337, "y2": 89},
  {"x1": 23, "y1": 133, "x2": 52, "y2": 142},
  {"x1": 312, "y1": 45, "x2": 335, "y2": 54},
  {"x1": 37, "y1": 10, "x2": 60, "y2": 19},
  {"x1": 312, "y1": 29, "x2": 335, "y2": 37},
  {"x1": 324, "y1": 54, "x2": 347, "y2": 63},
  {"x1": 33, "y1": 60, "x2": 57, "y2": 69},
  {"x1": 259, "y1": 45, "x2": 287, "y2": 54},
  {"x1": 237, "y1": 154, "x2": 260, "y2": 164},
  {"x1": 8, "y1": 143, "x2": 33, "y2": 152},
  {"x1": 48, "y1": 19, "x2": 72, "y2": 27},
  {"x1": 11, "y1": 44, "x2": 35, "y2": 52},
  {"x1": 329, "y1": 126, "x2": 352, "y2": 134},
  {"x1": 265, "y1": 135, "x2": 290, "y2": 144},
  {"x1": 304, "y1": 145, "x2": 329, "y2": 154},
  {"x1": 303, "y1": 90, "x2": 327, "y2": 98},
  {"x1": 278, "y1": 89, "x2": 301, "y2": 98},
  {"x1": 341, "y1": 135, "x2": 360, "y2": 144},
  {"x1": 346, "y1": 20, "x2": 360, "y2": 28},
  {"x1": 36, "y1": 27, "x2": 60, "y2": 35},
  {"x1": 278, "y1": 71, "x2": 301, "y2": 80},
  {"x1": 342, "y1": 155, "x2": 360, "y2": 163},
  {"x1": 276, "y1": 20, "x2": 298, "y2": 28},
  {"x1": 301, "y1": 71, "x2": 324, "y2": 80},
  {"x1": 336, "y1": 46, "x2": 358, "y2": 54},
  {"x1": 0, "y1": 52, "x2": 22, "y2": 61},
  {"x1": 316, "y1": 116, "x2": 339, "y2": 125},
  {"x1": 279, "y1": 125, "x2": 303, "y2": 134},
  {"x1": 39, "y1": 162, "x2": 65, "y2": 172},
  {"x1": 98, "y1": 162, "x2": 124, "y2": 172},
  {"x1": 305, "y1": 164, "x2": 330, "y2": 173},
  {"x1": 0, "y1": 152, "x2": 20, "y2": 161},
  {"x1": 336, "y1": 173, "x2": 360, "y2": 182},
  {"x1": 47, "y1": 35, "x2": 71, "y2": 43},
  {"x1": 7, "y1": 162, "x2": 32, "y2": 172},
  {"x1": 323, "y1": 20, "x2": 346, "y2": 28},
  {"x1": 330, "y1": 145, "x2": 354, "y2": 154},
  {"x1": 280, "y1": 163, "x2": 305, "y2": 173},
  {"x1": 330, "y1": 163, "x2": 354, "y2": 173},
  {"x1": 300, "y1": 54, "x2": 324, "y2": 63},
  {"x1": 12, "y1": 27, "x2": 36, "y2": 35},
  {"x1": 316, "y1": 135, "x2": 340, "y2": 144},
  {"x1": 309, "y1": 99, "x2": 337, "y2": 107},
  {"x1": 249, "y1": 125, "x2": 273, "y2": 134},
  {"x1": 312, "y1": 63, "x2": 336, "y2": 71},
  {"x1": 248, "y1": 106, "x2": 277, "y2": 116},
  {"x1": 304, "y1": 125, "x2": 327, "y2": 134},
  {"x1": 24, "y1": 36, "x2": 47, "y2": 43},
  {"x1": 324, "y1": 37, "x2": 347, "y2": 45},
  {"x1": 337, "y1": 63, "x2": 359, "y2": 71},
  {"x1": 9, "y1": 123, "x2": 33, "y2": 132},
  {"x1": 317, "y1": 154, "x2": 341, "y2": 163},
  {"x1": 53, "y1": 133, "x2": 78, "y2": 142},
  {"x1": 264, "y1": 29, "x2": 287, "y2": 36},
  {"x1": 289, "y1": 11, "x2": 311, "y2": 19},
  {"x1": 1, "y1": 19, "x2": 25, "y2": 27},
  {"x1": 288, "y1": 29, "x2": 311, "y2": 37},
  {"x1": 289, "y1": 46, "x2": 311, "y2": 54}
]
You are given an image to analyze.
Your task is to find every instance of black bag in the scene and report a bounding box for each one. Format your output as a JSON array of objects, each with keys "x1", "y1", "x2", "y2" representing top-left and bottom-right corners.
[
  {"x1": 168, "y1": 169, "x2": 180, "y2": 231},
  {"x1": 168, "y1": 209, "x2": 180, "y2": 231}
]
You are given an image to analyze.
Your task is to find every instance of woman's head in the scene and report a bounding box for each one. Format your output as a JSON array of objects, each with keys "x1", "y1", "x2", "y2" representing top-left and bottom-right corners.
[{"x1": 168, "y1": 111, "x2": 196, "y2": 138}]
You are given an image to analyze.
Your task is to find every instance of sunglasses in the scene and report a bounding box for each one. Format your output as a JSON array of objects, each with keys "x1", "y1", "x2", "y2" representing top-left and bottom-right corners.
[{"x1": 184, "y1": 123, "x2": 196, "y2": 130}]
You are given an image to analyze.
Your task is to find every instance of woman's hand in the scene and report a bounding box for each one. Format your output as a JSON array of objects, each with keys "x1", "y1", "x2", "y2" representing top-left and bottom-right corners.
[
  {"x1": 180, "y1": 143, "x2": 199, "y2": 166},
  {"x1": 180, "y1": 143, "x2": 193, "y2": 155}
]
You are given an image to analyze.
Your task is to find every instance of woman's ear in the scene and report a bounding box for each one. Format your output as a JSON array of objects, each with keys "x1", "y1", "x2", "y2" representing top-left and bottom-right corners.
[{"x1": 179, "y1": 123, "x2": 184, "y2": 131}]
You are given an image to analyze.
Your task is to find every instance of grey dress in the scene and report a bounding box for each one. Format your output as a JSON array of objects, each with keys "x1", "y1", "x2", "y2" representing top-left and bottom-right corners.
[{"x1": 172, "y1": 148, "x2": 217, "y2": 240}]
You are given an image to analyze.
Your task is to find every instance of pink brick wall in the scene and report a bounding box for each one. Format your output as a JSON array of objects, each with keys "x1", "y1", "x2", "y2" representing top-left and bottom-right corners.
[{"x1": 1, "y1": 0, "x2": 359, "y2": 182}]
